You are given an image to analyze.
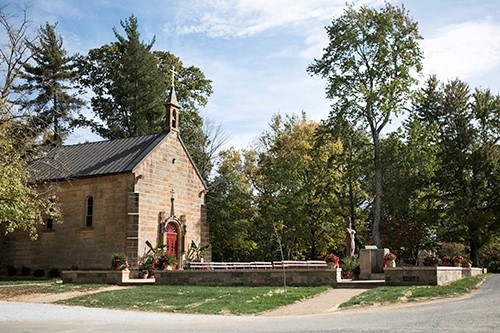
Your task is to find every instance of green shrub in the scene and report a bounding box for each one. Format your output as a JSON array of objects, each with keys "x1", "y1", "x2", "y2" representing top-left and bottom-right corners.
[
  {"x1": 480, "y1": 241, "x2": 500, "y2": 273},
  {"x1": 48, "y1": 268, "x2": 60, "y2": 278},
  {"x1": 7, "y1": 265, "x2": 17, "y2": 276},
  {"x1": 33, "y1": 269, "x2": 45, "y2": 277},
  {"x1": 342, "y1": 255, "x2": 360, "y2": 279},
  {"x1": 21, "y1": 266, "x2": 31, "y2": 276},
  {"x1": 438, "y1": 242, "x2": 466, "y2": 258}
]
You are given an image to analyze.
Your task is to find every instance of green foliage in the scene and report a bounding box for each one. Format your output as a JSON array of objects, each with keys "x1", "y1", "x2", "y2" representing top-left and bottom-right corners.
[
  {"x1": 77, "y1": 16, "x2": 166, "y2": 139},
  {"x1": 111, "y1": 252, "x2": 129, "y2": 270},
  {"x1": 17, "y1": 22, "x2": 84, "y2": 146},
  {"x1": 308, "y1": 3, "x2": 423, "y2": 247},
  {"x1": 207, "y1": 148, "x2": 257, "y2": 261},
  {"x1": 186, "y1": 240, "x2": 210, "y2": 263},
  {"x1": 438, "y1": 242, "x2": 466, "y2": 258},
  {"x1": 0, "y1": 121, "x2": 60, "y2": 239},
  {"x1": 59, "y1": 285, "x2": 329, "y2": 315},
  {"x1": 316, "y1": 119, "x2": 372, "y2": 249},
  {"x1": 479, "y1": 240, "x2": 500, "y2": 273},
  {"x1": 413, "y1": 76, "x2": 499, "y2": 265},
  {"x1": 254, "y1": 113, "x2": 345, "y2": 260}
]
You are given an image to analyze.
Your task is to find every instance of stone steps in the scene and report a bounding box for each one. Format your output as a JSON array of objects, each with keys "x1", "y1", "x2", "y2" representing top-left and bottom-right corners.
[{"x1": 337, "y1": 279, "x2": 385, "y2": 289}]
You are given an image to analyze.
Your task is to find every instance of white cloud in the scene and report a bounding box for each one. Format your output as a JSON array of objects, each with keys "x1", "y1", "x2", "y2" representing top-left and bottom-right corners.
[
  {"x1": 421, "y1": 19, "x2": 500, "y2": 83},
  {"x1": 169, "y1": 0, "x2": 383, "y2": 39}
]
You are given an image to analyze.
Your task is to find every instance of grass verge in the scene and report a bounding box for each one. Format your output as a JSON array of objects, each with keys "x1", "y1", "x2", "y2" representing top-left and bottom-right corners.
[
  {"x1": 58, "y1": 285, "x2": 329, "y2": 315},
  {"x1": 339, "y1": 274, "x2": 488, "y2": 309}
]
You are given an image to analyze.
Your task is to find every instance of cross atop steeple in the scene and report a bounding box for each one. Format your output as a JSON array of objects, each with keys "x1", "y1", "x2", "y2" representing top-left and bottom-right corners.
[
  {"x1": 165, "y1": 66, "x2": 180, "y2": 133},
  {"x1": 170, "y1": 66, "x2": 178, "y2": 87}
]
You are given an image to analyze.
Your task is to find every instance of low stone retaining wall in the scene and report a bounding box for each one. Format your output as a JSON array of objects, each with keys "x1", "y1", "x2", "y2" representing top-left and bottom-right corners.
[
  {"x1": 155, "y1": 269, "x2": 341, "y2": 287},
  {"x1": 62, "y1": 270, "x2": 130, "y2": 284},
  {"x1": 384, "y1": 266, "x2": 484, "y2": 286}
]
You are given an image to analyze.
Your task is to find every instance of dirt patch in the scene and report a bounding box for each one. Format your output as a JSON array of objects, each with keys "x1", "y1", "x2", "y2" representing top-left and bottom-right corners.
[
  {"x1": 0, "y1": 283, "x2": 118, "y2": 303},
  {"x1": 0, "y1": 285, "x2": 54, "y2": 301}
]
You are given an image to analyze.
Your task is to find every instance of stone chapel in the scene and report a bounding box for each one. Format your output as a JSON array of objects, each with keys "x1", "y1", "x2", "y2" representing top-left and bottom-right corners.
[{"x1": 0, "y1": 84, "x2": 211, "y2": 274}]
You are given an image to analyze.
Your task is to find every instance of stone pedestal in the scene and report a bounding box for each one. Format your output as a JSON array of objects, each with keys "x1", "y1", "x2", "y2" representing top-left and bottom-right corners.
[
  {"x1": 359, "y1": 247, "x2": 389, "y2": 280},
  {"x1": 336, "y1": 268, "x2": 343, "y2": 281}
]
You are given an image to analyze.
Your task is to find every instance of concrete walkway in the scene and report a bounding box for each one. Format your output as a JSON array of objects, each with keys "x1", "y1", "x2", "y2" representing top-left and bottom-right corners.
[{"x1": 262, "y1": 288, "x2": 367, "y2": 316}]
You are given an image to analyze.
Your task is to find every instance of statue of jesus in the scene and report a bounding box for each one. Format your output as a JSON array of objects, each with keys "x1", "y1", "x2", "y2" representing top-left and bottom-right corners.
[{"x1": 345, "y1": 217, "x2": 356, "y2": 257}]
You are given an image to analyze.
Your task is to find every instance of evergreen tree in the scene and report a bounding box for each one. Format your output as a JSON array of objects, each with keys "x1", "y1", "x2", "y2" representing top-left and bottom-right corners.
[
  {"x1": 18, "y1": 22, "x2": 83, "y2": 146},
  {"x1": 78, "y1": 15, "x2": 166, "y2": 139},
  {"x1": 412, "y1": 76, "x2": 499, "y2": 266}
]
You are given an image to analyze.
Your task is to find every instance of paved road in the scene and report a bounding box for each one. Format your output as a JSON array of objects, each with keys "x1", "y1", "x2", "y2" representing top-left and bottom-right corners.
[{"x1": 1, "y1": 275, "x2": 498, "y2": 333}]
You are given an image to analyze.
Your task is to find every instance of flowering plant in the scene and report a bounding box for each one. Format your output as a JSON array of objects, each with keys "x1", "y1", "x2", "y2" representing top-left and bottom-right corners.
[
  {"x1": 422, "y1": 254, "x2": 441, "y2": 266},
  {"x1": 158, "y1": 253, "x2": 178, "y2": 270},
  {"x1": 384, "y1": 252, "x2": 397, "y2": 261},
  {"x1": 461, "y1": 258, "x2": 472, "y2": 267},
  {"x1": 324, "y1": 253, "x2": 340, "y2": 268},
  {"x1": 451, "y1": 255, "x2": 464, "y2": 265},
  {"x1": 111, "y1": 252, "x2": 129, "y2": 271},
  {"x1": 324, "y1": 253, "x2": 339, "y2": 263}
]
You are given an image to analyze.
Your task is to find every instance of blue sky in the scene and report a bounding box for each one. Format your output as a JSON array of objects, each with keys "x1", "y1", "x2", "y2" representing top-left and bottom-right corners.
[{"x1": 10, "y1": 0, "x2": 500, "y2": 148}]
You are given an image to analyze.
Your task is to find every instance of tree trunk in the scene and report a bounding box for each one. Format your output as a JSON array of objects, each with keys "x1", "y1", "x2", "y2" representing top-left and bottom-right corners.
[{"x1": 372, "y1": 133, "x2": 382, "y2": 248}]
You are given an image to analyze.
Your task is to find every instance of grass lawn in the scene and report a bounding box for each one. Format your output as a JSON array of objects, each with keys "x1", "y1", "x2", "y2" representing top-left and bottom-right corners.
[
  {"x1": 339, "y1": 275, "x2": 487, "y2": 309},
  {"x1": 59, "y1": 285, "x2": 330, "y2": 315}
]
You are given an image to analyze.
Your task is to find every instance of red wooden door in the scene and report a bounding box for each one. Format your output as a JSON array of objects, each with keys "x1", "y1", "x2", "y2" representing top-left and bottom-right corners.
[{"x1": 165, "y1": 222, "x2": 178, "y2": 256}]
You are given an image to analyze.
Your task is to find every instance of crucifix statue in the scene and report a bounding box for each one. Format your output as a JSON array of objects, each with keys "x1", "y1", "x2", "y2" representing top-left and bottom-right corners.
[{"x1": 345, "y1": 216, "x2": 356, "y2": 258}]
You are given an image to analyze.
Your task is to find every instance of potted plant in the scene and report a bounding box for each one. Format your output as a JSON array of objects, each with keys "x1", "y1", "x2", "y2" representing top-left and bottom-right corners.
[
  {"x1": 324, "y1": 253, "x2": 339, "y2": 269},
  {"x1": 111, "y1": 252, "x2": 129, "y2": 271},
  {"x1": 384, "y1": 252, "x2": 397, "y2": 267}
]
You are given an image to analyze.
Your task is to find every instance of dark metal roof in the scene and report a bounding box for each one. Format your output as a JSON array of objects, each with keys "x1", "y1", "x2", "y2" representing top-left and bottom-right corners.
[{"x1": 29, "y1": 133, "x2": 168, "y2": 181}]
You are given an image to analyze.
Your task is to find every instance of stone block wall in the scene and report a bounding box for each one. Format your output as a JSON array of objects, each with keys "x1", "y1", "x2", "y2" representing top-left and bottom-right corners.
[
  {"x1": 154, "y1": 269, "x2": 339, "y2": 287},
  {"x1": 385, "y1": 266, "x2": 467, "y2": 286},
  {"x1": 62, "y1": 270, "x2": 129, "y2": 284},
  {"x1": 133, "y1": 132, "x2": 209, "y2": 267},
  {"x1": 0, "y1": 173, "x2": 133, "y2": 273}
]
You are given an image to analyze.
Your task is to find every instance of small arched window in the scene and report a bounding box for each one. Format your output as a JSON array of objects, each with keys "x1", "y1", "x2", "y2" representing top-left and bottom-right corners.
[{"x1": 86, "y1": 196, "x2": 94, "y2": 227}]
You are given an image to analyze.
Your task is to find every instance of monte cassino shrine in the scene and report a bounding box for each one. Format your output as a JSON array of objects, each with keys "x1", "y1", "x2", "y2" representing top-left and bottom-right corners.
[{"x1": 0, "y1": 83, "x2": 211, "y2": 274}]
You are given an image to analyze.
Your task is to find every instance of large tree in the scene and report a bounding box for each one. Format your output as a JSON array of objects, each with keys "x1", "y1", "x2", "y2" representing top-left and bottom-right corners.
[
  {"x1": 0, "y1": 6, "x2": 59, "y2": 238},
  {"x1": 17, "y1": 22, "x2": 83, "y2": 147},
  {"x1": 308, "y1": 3, "x2": 423, "y2": 247},
  {"x1": 78, "y1": 17, "x2": 214, "y2": 177},
  {"x1": 77, "y1": 15, "x2": 166, "y2": 139},
  {"x1": 251, "y1": 113, "x2": 345, "y2": 260},
  {"x1": 206, "y1": 148, "x2": 257, "y2": 262}
]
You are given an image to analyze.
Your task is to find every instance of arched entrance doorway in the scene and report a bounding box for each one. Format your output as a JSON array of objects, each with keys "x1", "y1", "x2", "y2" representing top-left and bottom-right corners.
[{"x1": 165, "y1": 222, "x2": 178, "y2": 258}]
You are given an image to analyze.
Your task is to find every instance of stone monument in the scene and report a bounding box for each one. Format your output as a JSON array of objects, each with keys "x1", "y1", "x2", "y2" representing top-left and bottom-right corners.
[{"x1": 359, "y1": 246, "x2": 390, "y2": 280}]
